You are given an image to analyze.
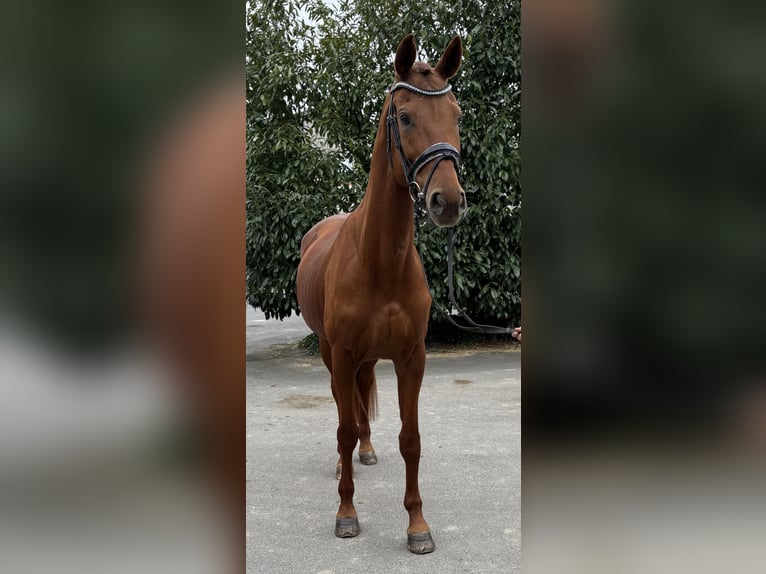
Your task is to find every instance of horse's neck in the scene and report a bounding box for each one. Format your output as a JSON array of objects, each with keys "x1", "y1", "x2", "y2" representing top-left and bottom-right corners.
[
  {"x1": 358, "y1": 113, "x2": 415, "y2": 261},
  {"x1": 353, "y1": 119, "x2": 415, "y2": 275}
]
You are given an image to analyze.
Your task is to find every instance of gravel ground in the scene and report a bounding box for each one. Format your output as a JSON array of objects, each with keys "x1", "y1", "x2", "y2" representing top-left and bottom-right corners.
[{"x1": 247, "y1": 307, "x2": 520, "y2": 573}]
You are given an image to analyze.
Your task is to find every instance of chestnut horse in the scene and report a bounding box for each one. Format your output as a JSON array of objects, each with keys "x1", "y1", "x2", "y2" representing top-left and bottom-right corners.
[{"x1": 296, "y1": 34, "x2": 465, "y2": 554}]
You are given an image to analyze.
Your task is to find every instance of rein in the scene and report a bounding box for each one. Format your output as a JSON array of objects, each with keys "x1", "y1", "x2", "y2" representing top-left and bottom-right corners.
[
  {"x1": 386, "y1": 82, "x2": 515, "y2": 336},
  {"x1": 415, "y1": 225, "x2": 516, "y2": 336}
]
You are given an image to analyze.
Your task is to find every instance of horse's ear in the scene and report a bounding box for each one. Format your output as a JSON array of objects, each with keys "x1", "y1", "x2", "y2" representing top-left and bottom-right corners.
[
  {"x1": 436, "y1": 35, "x2": 463, "y2": 79},
  {"x1": 395, "y1": 34, "x2": 417, "y2": 79}
]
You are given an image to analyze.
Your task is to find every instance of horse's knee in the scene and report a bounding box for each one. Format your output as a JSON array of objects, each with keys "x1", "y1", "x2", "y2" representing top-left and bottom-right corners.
[
  {"x1": 337, "y1": 424, "x2": 359, "y2": 453},
  {"x1": 399, "y1": 430, "x2": 421, "y2": 459},
  {"x1": 399, "y1": 429, "x2": 420, "y2": 445}
]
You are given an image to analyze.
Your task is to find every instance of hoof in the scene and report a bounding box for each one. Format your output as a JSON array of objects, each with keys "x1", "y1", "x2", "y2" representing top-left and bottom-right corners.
[
  {"x1": 407, "y1": 530, "x2": 435, "y2": 554},
  {"x1": 335, "y1": 516, "x2": 360, "y2": 538},
  {"x1": 359, "y1": 450, "x2": 377, "y2": 465}
]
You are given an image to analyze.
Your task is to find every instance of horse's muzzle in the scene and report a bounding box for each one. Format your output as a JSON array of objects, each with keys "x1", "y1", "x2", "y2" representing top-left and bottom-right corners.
[{"x1": 427, "y1": 189, "x2": 467, "y2": 227}]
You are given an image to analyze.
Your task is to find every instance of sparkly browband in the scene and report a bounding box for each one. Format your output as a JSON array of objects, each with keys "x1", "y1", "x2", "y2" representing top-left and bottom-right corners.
[{"x1": 389, "y1": 82, "x2": 452, "y2": 96}]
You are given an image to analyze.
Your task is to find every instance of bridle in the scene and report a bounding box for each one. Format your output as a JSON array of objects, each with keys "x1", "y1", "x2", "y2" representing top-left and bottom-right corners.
[
  {"x1": 385, "y1": 81, "x2": 516, "y2": 336},
  {"x1": 385, "y1": 81, "x2": 462, "y2": 207}
]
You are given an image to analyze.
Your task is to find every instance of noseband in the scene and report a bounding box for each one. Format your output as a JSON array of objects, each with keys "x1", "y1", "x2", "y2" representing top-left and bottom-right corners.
[{"x1": 385, "y1": 81, "x2": 462, "y2": 205}]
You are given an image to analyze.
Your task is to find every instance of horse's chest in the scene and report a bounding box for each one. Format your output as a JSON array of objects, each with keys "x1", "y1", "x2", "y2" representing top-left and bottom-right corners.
[
  {"x1": 359, "y1": 301, "x2": 422, "y2": 356},
  {"x1": 329, "y1": 294, "x2": 427, "y2": 359},
  {"x1": 371, "y1": 301, "x2": 411, "y2": 336}
]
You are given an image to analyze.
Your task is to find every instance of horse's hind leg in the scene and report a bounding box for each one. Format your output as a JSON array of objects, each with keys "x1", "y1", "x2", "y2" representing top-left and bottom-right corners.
[
  {"x1": 356, "y1": 361, "x2": 378, "y2": 465},
  {"x1": 320, "y1": 338, "x2": 344, "y2": 480}
]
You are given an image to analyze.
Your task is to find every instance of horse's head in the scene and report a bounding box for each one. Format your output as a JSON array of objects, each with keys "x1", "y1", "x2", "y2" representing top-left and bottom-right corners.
[{"x1": 388, "y1": 34, "x2": 466, "y2": 228}]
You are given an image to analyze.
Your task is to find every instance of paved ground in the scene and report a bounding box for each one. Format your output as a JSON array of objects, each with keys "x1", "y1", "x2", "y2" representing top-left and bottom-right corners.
[{"x1": 246, "y1": 307, "x2": 520, "y2": 574}]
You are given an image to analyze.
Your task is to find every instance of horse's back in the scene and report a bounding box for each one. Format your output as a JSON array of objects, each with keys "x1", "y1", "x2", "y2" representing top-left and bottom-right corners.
[
  {"x1": 297, "y1": 213, "x2": 349, "y2": 338},
  {"x1": 300, "y1": 213, "x2": 348, "y2": 257}
]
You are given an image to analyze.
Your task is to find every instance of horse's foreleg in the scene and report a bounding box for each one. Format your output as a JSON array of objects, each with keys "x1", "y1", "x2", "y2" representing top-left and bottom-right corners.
[
  {"x1": 331, "y1": 345, "x2": 361, "y2": 537},
  {"x1": 356, "y1": 361, "x2": 378, "y2": 465},
  {"x1": 394, "y1": 343, "x2": 435, "y2": 554}
]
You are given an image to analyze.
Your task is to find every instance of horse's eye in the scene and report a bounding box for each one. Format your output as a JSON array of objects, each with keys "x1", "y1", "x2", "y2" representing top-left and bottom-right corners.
[{"x1": 399, "y1": 112, "x2": 411, "y2": 126}]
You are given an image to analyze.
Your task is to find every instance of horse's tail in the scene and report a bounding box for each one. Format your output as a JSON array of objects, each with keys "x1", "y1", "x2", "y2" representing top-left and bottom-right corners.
[
  {"x1": 353, "y1": 372, "x2": 378, "y2": 423},
  {"x1": 367, "y1": 376, "x2": 378, "y2": 421}
]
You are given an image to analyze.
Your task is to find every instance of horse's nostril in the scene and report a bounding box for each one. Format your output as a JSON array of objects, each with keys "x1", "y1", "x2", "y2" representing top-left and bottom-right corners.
[
  {"x1": 430, "y1": 192, "x2": 446, "y2": 215},
  {"x1": 459, "y1": 192, "x2": 467, "y2": 212}
]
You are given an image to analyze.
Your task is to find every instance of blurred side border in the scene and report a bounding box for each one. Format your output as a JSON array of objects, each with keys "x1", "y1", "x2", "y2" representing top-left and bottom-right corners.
[{"x1": 523, "y1": 1, "x2": 766, "y2": 572}]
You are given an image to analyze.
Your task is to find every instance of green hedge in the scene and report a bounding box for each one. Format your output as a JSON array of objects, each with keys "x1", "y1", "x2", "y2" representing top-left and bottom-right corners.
[{"x1": 246, "y1": 0, "x2": 520, "y2": 328}]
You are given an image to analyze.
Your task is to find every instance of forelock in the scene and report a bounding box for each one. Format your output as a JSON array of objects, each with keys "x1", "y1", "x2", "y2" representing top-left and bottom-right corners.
[{"x1": 412, "y1": 61, "x2": 432, "y2": 75}]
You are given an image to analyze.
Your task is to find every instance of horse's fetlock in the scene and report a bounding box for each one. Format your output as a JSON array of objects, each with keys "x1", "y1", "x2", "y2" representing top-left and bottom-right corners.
[
  {"x1": 403, "y1": 496, "x2": 423, "y2": 513},
  {"x1": 339, "y1": 482, "x2": 355, "y2": 499}
]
